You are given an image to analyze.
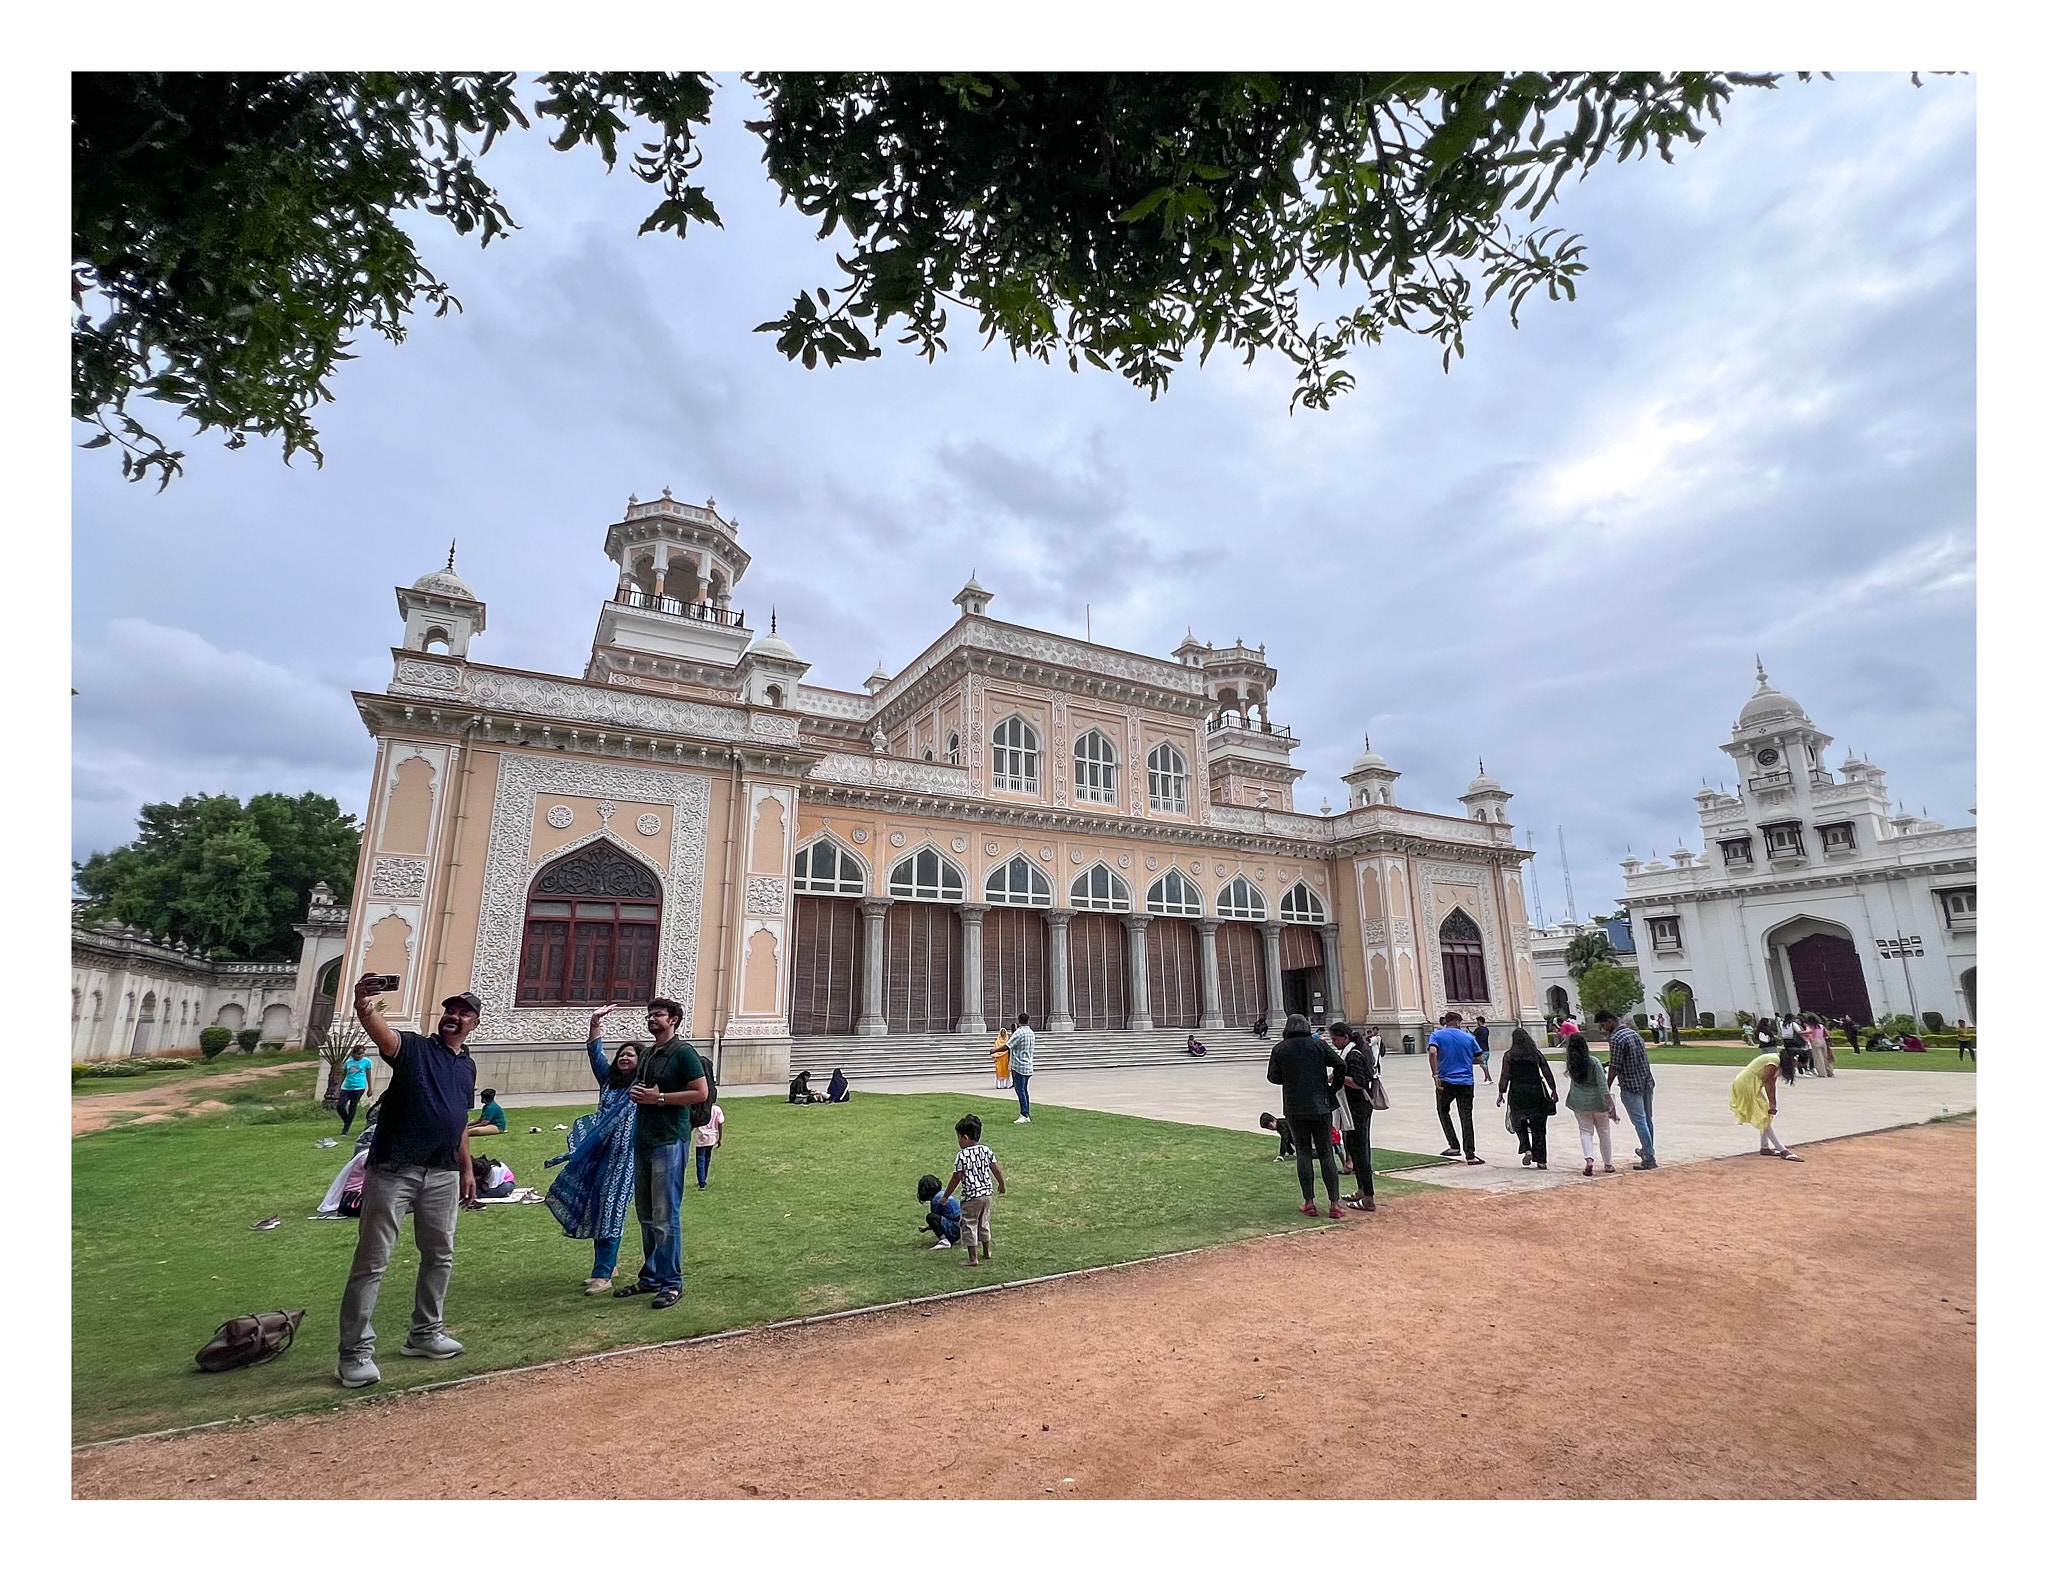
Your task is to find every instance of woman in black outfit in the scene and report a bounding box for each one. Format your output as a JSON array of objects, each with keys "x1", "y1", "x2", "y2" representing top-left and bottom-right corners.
[
  {"x1": 1331, "y1": 1021, "x2": 1379, "y2": 1212},
  {"x1": 1264, "y1": 1013, "x2": 1348, "y2": 1219},
  {"x1": 1496, "y1": 1026, "x2": 1560, "y2": 1170}
]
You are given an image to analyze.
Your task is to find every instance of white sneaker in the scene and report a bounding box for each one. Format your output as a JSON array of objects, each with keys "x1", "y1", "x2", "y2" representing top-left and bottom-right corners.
[
  {"x1": 1015, "y1": 1115, "x2": 1031, "y2": 1124},
  {"x1": 930, "y1": 1240, "x2": 952, "y2": 1249}
]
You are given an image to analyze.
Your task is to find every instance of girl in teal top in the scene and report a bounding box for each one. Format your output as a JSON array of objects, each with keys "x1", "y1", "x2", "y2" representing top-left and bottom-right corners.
[
  {"x1": 1562, "y1": 1033, "x2": 1616, "y2": 1175},
  {"x1": 336, "y1": 1047, "x2": 372, "y2": 1135}
]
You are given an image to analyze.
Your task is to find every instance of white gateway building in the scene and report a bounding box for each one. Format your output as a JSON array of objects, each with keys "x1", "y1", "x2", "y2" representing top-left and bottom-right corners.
[{"x1": 1619, "y1": 666, "x2": 1976, "y2": 1029}]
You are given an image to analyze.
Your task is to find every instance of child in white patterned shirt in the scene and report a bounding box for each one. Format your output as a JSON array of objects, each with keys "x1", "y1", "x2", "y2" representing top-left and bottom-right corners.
[{"x1": 941, "y1": 1113, "x2": 1006, "y2": 1265}]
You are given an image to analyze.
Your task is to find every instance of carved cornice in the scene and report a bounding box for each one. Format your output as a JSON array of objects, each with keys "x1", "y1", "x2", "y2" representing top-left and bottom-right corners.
[
  {"x1": 874, "y1": 618, "x2": 1211, "y2": 725},
  {"x1": 1621, "y1": 857, "x2": 1977, "y2": 907}
]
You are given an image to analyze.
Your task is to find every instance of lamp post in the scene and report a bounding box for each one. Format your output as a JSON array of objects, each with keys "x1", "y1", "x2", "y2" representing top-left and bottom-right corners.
[{"x1": 1875, "y1": 931, "x2": 1923, "y2": 1026}]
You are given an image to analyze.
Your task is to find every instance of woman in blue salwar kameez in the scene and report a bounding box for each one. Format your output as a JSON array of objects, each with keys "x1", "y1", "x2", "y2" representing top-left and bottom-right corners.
[{"x1": 545, "y1": 1004, "x2": 642, "y2": 1295}]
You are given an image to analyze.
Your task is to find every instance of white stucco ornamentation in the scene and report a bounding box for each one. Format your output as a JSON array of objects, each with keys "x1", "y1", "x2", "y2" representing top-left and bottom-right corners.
[
  {"x1": 890, "y1": 831, "x2": 907, "y2": 848},
  {"x1": 952, "y1": 837, "x2": 967, "y2": 853},
  {"x1": 598, "y1": 800, "x2": 617, "y2": 825},
  {"x1": 722, "y1": 1017, "x2": 790, "y2": 1039},
  {"x1": 473, "y1": 756, "x2": 711, "y2": 1041},
  {"x1": 546, "y1": 804, "x2": 575, "y2": 830},
  {"x1": 393, "y1": 659, "x2": 462, "y2": 692},
  {"x1": 850, "y1": 827, "x2": 869, "y2": 844},
  {"x1": 750, "y1": 711, "x2": 801, "y2": 740},
  {"x1": 745, "y1": 878, "x2": 787, "y2": 916},
  {"x1": 369, "y1": 856, "x2": 430, "y2": 900},
  {"x1": 808, "y1": 752, "x2": 973, "y2": 796},
  {"x1": 636, "y1": 813, "x2": 661, "y2": 836},
  {"x1": 462, "y1": 669, "x2": 752, "y2": 740}
]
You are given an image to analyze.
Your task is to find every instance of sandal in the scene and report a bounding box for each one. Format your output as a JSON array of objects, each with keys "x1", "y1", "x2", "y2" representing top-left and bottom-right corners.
[
  {"x1": 1779, "y1": 1151, "x2": 1805, "y2": 1162},
  {"x1": 612, "y1": 1282, "x2": 656, "y2": 1298},
  {"x1": 1583, "y1": 1161, "x2": 1594, "y2": 1176},
  {"x1": 1299, "y1": 1201, "x2": 1320, "y2": 1216},
  {"x1": 651, "y1": 1289, "x2": 683, "y2": 1309}
]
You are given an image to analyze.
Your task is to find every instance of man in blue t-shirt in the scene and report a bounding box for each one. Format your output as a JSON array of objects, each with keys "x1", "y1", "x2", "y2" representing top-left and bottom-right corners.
[
  {"x1": 1428, "y1": 1011, "x2": 1493, "y2": 1163},
  {"x1": 337, "y1": 976, "x2": 480, "y2": 1389}
]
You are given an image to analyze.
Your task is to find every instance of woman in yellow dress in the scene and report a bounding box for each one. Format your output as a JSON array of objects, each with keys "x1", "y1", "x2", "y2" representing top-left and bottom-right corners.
[
  {"x1": 1730, "y1": 1047, "x2": 1804, "y2": 1160},
  {"x1": 991, "y1": 1025, "x2": 1012, "y2": 1089}
]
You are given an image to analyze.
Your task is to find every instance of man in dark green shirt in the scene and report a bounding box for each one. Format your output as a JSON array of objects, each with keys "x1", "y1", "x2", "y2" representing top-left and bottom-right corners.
[{"x1": 614, "y1": 997, "x2": 708, "y2": 1310}]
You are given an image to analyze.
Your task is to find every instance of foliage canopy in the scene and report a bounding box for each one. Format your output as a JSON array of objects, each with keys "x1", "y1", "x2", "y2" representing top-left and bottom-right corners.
[
  {"x1": 1576, "y1": 963, "x2": 1646, "y2": 1021},
  {"x1": 1563, "y1": 928, "x2": 1619, "y2": 979},
  {"x1": 74, "y1": 70, "x2": 1785, "y2": 485}
]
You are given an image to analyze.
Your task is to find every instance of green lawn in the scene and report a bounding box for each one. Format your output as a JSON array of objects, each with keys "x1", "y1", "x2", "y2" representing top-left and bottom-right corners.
[
  {"x1": 73, "y1": 1094, "x2": 1440, "y2": 1442},
  {"x1": 1546, "y1": 1045, "x2": 1978, "y2": 1073},
  {"x1": 71, "y1": 1051, "x2": 323, "y2": 1098}
]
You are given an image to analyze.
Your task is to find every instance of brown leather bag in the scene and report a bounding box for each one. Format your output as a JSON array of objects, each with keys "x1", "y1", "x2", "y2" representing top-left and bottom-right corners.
[{"x1": 195, "y1": 1308, "x2": 305, "y2": 1373}]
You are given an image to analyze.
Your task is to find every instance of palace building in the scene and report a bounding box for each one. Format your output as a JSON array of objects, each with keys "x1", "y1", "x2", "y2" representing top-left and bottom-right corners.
[
  {"x1": 1618, "y1": 665, "x2": 1977, "y2": 1029},
  {"x1": 337, "y1": 492, "x2": 1539, "y2": 1090}
]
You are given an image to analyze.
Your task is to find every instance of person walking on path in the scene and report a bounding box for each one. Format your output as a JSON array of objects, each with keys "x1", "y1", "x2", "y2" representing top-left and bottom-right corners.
[
  {"x1": 1844, "y1": 1018, "x2": 1862, "y2": 1054},
  {"x1": 1266, "y1": 1013, "x2": 1348, "y2": 1218},
  {"x1": 694, "y1": 1099, "x2": 724, "y2": 1189},
  {"x1": 1731, "y1": 1047, "x2": 1804, "y2": 1160},
  {"x1": 612, "y1": 998, "x2": 709, "y2": 1312},
  {"x1": 543, "y1": 1005, "x2": 640, "y2": 1295},
  {"x1": 1804, "y1": 1015, "x2": 1835, "y2": 1078},
  {"x1": 1331, "y1": 1021, "x2": 1380, "y2": 1212},
  {"x1": 335, "y1": 1043, "x2": 373, "y2": 1135},
  {"x1": 991, "y1": 1024, "x2": 1012, "y2": 1088},
  {"x1": 1956, "y1": 1019, "x2": 1975, "y2": 1062},
  {"x1": 1595, "y1": 1009, "x2": 1658, "y2": 1171},
  {"x1": 1562, "y1": 1033, "x2": 1618, "y2": 1176},
  {"x1": 1472, "y1": 1014, "x2": 1492, "y2": 1071},
  {"x1": 1496, "y1": 1027, "x2": 1559, "y2": 1170},
  {"x1": 1428, "y1": 1012, "x2": 1492, "y2": 1165},
  {"x1": 1007, "y1": 1013, "x2": 1037, "y2": 1123},
  {"x1": 336, "y1": 977, "x2": 480, "y2": 1389}
]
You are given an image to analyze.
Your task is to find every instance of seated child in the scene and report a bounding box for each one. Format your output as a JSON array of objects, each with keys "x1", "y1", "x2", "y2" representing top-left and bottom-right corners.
[
  {"x1": 468, "y1": 1088, "x2": 507, "y2": 1134},
  {"x1": 1258, "y1": 1110, "x2": 1296, "y2": 1161},
  {"x1": 916, "y1": 1173, "x2": 961, "y2": 1249},
  {"x1": 470, "y1": 1153, "x2": 516, "y2": 1200}
]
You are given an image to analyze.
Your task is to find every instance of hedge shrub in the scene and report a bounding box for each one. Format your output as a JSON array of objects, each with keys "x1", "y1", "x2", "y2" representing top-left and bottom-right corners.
[
  {"x1": 1698, "y1": 1012, "x2": 1717, "y2": 1028},
  {"x1": 198, "y1": 1026, "x2": 232, "y2": 1059},
  {"x1": 235, "y1": 1028, "x2": 262, "y2": 1054},
  {"x1": 1920, "y1": 1011, "x2": 1947, "y2": 1032}
]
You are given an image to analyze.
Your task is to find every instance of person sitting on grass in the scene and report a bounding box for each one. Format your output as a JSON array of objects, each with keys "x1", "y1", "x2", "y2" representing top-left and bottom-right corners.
[
  {"x1": 788, "y1": 1070, "x2": 827, "y2": 1104},
  {"x1": 942, "y1": 1113, "x2": 1006, "y2": 1266},
  {"x1": 826, "y1": 1067, "x2": 852, "y2": 1102},
  {"x1": 1258, "y1": 1111, "x2": 1296, "y2": 1161},
  {"x1": 470, "y1": 1153, "x2": 515, "y2": 1200},
  {"x1": 917, "y1": 1173, "x2": 962, "y2": 1250},
  {"x1": 467, "y1": 1088, "x2": 507, "y2": 1135}
]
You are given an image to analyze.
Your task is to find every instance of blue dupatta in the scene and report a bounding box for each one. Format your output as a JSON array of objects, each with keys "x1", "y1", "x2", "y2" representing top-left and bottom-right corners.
[{"x1": 544, "y1": 1039, "x2": 637, "y2": 1242}]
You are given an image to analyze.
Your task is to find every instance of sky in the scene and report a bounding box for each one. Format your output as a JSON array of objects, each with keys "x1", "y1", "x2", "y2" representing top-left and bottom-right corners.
[{"x1": 70, "y1": 72, "x2": 1977, "y2": 919}]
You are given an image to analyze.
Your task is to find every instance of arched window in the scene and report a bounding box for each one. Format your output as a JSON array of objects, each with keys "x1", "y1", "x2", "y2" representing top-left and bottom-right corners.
[
  {"x1": 1073, "y1": 730, "x2": 1117, "y2": 805},
  {"x1": 947, "y1": 731, "x2": 961, "y2": 766},
  {"x1": 1439, "y1": 907, "x2": 1489, "y2": 1003},
  {"x1": 1146, "y1": 869, "x2": 1203, "y2": 917},
  {"x1": 986, "y1": 853, "x2": 1053, "y2": 906},
  {"x1": 1278, "y1": 881, "x2": 1326, "y2": 924},
  {"x1": 923, "y1": 747, "x2": 935, "y2": 761},
  {"x1": 889, "y1": 846, "x2": 965, "y2": 901},
  {"x1": 71, "y1": 988, "x2": 82, "y2": 1023},
  {"x1": 1070, "y1": 864, "x2": 1131, "y2": 911},
  {"x1": 517, "y1": 840, "x2": 663, "y2": 1006},
  {"x1": 422, "y1": 628, "x2": 451, "y2": 654},
  {"x1": 91, "y1": 989, "x2": 103, "y2": 1021},
  {"x1": 792, "y1": 839, "x2": 866, "y2": 896},
  {"x1": 992, "y1": 716, "x2": 1039, "y2": 793},
  {"x1": 1147, "y1": 742, "x2": 1189, "y2": 814},
  {"x1": 765, "y1": 684, "x2": 784, "y2": 708},
  {"x1": 1216, "y1": 876, "x2": 1266, "y2": 921}
]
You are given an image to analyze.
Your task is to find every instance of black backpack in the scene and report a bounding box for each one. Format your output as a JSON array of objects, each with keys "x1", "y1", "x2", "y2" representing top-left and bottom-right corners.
[{"x1": 689, "y1": 1053, "x2": 718, "y2": 1129}]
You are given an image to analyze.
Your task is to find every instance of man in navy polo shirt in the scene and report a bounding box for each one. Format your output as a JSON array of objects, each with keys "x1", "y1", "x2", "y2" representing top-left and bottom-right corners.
[
  {"x1": 1428, "y1": 1010, "x2": 1493, "y2": 1165},
  {"x1": 337, "y1": 976, "x2": 480, "y2": 1389}
]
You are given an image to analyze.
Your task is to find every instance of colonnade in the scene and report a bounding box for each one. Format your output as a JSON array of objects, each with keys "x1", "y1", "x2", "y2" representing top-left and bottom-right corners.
[{"x1": 841, "y1": 894, "x2": 1345, "y2": 1036}]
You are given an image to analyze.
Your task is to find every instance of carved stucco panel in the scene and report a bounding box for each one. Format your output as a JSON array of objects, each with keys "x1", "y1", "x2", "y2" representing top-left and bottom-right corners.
[
  {"x1": 369, "y1": 855, "x2": 429, "y2": 900},
  {"x1": 745, "y1": 877, "x2": 787, "y2": 916},
  {"x1": 472, "y1": 756, "x2": 711, "y2": 1042}
]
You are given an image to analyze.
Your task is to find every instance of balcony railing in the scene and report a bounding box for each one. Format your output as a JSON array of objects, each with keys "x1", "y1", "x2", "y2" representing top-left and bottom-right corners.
[
  {"x1": 613, "y1": 587, "x2": 746, "y2": 628},
  {"x1": 1206, "y1": 711, "x2": 1294, "y2": 740}
]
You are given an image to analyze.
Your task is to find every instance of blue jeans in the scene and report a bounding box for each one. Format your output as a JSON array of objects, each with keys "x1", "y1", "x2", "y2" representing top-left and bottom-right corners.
[
  {"x1": 695, "y1": 1143, "x2": 713, "y2": 1186},
  {"x1": 633, "y1": 1141, "x2": 685, "y2": 1293},
  {"x1": 592, "y1": 1234, "x2": 621, "y2": 1280},
  {"x1": 1013, "y1": 1072, "x2": 1031, "y2": 1118},
  {"x1": 1618, "y1": 1086, "x2": 1656, "y2": 1165}
]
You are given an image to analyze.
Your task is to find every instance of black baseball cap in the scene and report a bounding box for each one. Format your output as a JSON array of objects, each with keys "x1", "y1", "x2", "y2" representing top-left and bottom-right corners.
[{"x1": 442, "y1": 991, "x2": 483, "y2": 1018}]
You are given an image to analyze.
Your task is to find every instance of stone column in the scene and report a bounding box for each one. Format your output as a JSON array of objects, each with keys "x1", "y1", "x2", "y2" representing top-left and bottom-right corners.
[
  {"x1": 856, "y1": 896, "x2": 892, "y2": 1036},
  {"x1": 1195, "y1": 919, "x2": 1225, "y2": 1030},
  {"x1": 1121, "y1": 912, "x2": 1154, "y2": 1030},
  {"x1": 956, "y1": 902, "x2": 989, "y2": 1034},
  {"x1": 1260, "y1": 920, "x2": 1287, "y2": 1026},
  {"x1": 1045, "y1": 910, "x2": 1075, "y2": 1033},
  {"x1": 1319, "y1": 923, "x2": 1347, "y2": 1020}
]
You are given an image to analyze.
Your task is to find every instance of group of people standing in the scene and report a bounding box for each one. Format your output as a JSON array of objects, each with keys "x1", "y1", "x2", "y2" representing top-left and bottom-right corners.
[
  {"x1": 1264, "y1": 1017, "x2": 1386, "y2": 1217},
  {"x1": 1463, "y1": 1010, "x2": 1658, "y2": 1175}
]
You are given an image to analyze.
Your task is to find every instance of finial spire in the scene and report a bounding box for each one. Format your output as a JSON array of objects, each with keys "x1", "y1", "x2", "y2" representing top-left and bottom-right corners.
[
  {"x1": 1478, "y1": 756, "x2": 1486, "y2": 775},
  {"x1": 770, "y1": 608, "x2": 778, "y2": 635},
  {"x1": 446, "y1": 540, "x2": 457, "y2": 570},
  {"x1": 1755, "y1": 654, "x2": 1769, "y2": 686}
]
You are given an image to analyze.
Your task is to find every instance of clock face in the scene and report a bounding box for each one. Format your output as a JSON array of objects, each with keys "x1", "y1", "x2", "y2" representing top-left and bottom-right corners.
[{"x1": 1756, "y1": 748, "x2": 1781, "y2": 767}]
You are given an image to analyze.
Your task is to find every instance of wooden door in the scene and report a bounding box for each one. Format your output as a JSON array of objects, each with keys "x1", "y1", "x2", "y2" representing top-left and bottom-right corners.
[
  {"x1": 886, "y1": 902, "x2": 960, "y2": 1033},
  {"x1": 1216, "y1": 922, "x2": 1267, "y2": 1026},
  {"x1": 789, "y1": 895, "x2": 863, "y2": 1036},
  {"x1": 1787, "y1": 933, "x2": 1873, "y2": 1024},
  {"x1": 1147, "y1": 917, "x2": 1200, "y2": 1029},
  {"x1": 1068, "y1": 913, "x2": 1128, "y2": 1030},
  {"x1": 1278, "y1": 925, "x2": 1321, "y2": 972},
  {"x1": 982, "y1": 908, "x2": 1047, "y2": 1027}
]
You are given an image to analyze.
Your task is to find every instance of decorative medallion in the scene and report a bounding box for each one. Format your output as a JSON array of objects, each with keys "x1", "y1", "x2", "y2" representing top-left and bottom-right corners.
[
  {"x1": 952, "y1": 837, "x2": 967, "y2": 853},
  {"x1": 597, "y1": 800, "x2": 617, "y2": 825},
  {"x1": 1039, "y1": 846, "x2": 1054, "y2": 862},
  {"x1": 850, "y1": 827, "x2": 869, "y2": 844},
  {"x1": 545, "y1": 804, "x2": 575, "y2": 830},
  {"x1": 1070, "y1": 850, "x2": 1084, "y2": 864},
  {"x1": 635, "y1": 813, "x2": 661, "y2": 837},
  {"x1": 1255, "y1": 867, "x2": 1267, "y2": 881},
  {"x1": 1117, "y1": 853, "x2": 1131, "y2": 869},
  {"x1": 890, "y1": 830, "x2": 907, "y2": 848},
  {"x1": 986, "y1": 841, "x2": 1001, "y2": 855},
  {"x1": 1146, "y1": 856, "x2": 1159, "y2": 871},
  {"x1": 1190, "y1": 861, "x2": 1202, "y2": 875}
]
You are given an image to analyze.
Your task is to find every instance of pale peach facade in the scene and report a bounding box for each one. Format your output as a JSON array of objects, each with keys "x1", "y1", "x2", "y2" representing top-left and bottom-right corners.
[{"x1": 340, "y1": 494, "x2": 1538, "y2": 1090}]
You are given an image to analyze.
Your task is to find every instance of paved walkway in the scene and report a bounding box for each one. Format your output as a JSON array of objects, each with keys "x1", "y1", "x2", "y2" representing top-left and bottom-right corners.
[{"x1": 707, "y1": 1053, "x2": 1976, "y2": 1193}]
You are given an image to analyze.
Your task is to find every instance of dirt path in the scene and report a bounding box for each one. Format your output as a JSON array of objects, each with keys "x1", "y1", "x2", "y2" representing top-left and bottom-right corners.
[
  {"x1": 74, "y1": 1121, "x2": 1975, "y2": 1500},
  {"x1": 71, "y1": 1061, "x2": 314, "y2": 1136}
]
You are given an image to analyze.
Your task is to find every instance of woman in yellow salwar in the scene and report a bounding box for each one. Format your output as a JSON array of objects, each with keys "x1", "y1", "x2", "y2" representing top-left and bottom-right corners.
[
  {"x1": 1731, "y1": 1046, "x2": 1804, "y2": 1160},
  {"x1": 991, "y1": 1025, "x2": 1012, "y2": 1089}
]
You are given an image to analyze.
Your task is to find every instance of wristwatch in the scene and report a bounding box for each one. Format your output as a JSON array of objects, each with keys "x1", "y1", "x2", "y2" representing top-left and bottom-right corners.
[{"x1": 657, "y1": 1092, "x2": 666, "y2": 1105}]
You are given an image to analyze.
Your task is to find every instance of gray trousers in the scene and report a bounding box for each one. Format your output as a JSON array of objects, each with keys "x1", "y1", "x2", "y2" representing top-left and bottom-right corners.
[{"x1": 339, "y1": 1162, "x2": 459, "y2": 1358}]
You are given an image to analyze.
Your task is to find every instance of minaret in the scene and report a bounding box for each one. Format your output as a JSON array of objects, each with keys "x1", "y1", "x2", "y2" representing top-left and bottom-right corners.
[
  {"x1": 1342, "y1": 736, "x2": 1401, "y2": 808},
  {"x1": 395, "y1": 542, "x2": 486, "y2": 657},
  {"x1": 1459, "y1": 759, "x2": 1513, "y2": 824}
]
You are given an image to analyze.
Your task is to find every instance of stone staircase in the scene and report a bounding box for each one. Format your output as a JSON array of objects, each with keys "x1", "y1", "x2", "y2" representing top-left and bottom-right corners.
[{"x1": 789, "y1": 1026, "x2": 1274, "y2": 1082}]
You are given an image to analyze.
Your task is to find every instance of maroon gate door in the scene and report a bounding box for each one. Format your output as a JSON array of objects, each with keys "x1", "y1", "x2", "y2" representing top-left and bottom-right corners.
[
  {"x1": 1786, "y1": 933, "x2": 1875, "y2": 1024},
  {"x1": 1147, "y1": 918, "x2": 1201, "y2": 1029},
  {"x1": 789, "y1": 895, "x2": 862, "y2": 1036},
  {"x1": 982, "y1": 909, "x2": 1048, "y2": 1028},
  {"x1": 1068, "y1": 913, "x2": 1129, "y2": 1030}
]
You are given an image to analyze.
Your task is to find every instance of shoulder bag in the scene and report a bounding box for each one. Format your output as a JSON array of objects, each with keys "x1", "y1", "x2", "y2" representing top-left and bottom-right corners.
[{"x1": 195, "y1": 1308, "x2": 305, "y2": 1373}]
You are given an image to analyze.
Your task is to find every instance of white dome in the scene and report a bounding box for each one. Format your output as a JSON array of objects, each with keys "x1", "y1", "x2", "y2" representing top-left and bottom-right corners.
[
  {"x1": 411, "y1": 566, "x2": 476, "y2": 600},
  {"x1": 1738, "y1": 661, "x2": 1807, "y2": 728},
  {"x1": 1348, "y1": 736, "x2": 1391, "y2": 773},
  {"x1": 748, "y1": 629, "x2": 799, "y2": 662},
  {"x1": 1465, "y1": 759, "x2": 1505, "y2": 795}
]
